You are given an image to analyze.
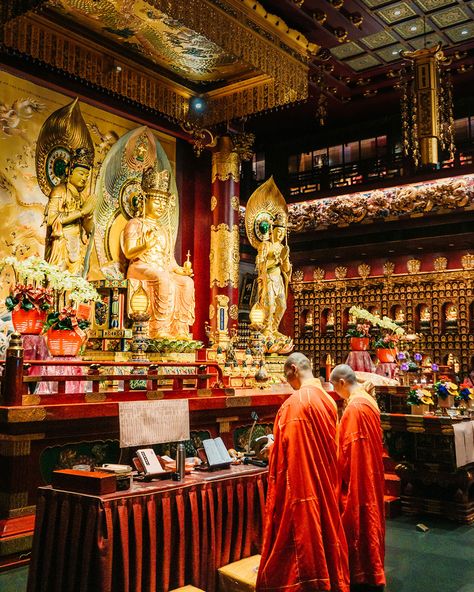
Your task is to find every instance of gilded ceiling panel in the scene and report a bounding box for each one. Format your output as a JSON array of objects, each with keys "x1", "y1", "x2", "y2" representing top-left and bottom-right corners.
[
  {"x1": 360, "y1": 30, "x2": 397, "y2": 49},
  {"x1": 376, "y1": 43, "x2": 407, "y2": 63},
  {"x1": 377, "y1": 3, "x2": 417, "y2": 24},
  {"x1": 47, "y1": 0, "x2": 254, "y2": 83},
  {"x1": 430, "y1": 6, "x2": 470, "y2": 28},
  {"x1": 445, "y1": 21, "x2": 474, "y2": 41},
  {"x1": 394, "y1": 18, "x2": 433, "y2": 39},
  {"x1": 346, "y1": 54, "x2": 381, "y2": 71},
  {"x1": 409, "y1": 33, "x2": 445, "y2": 49},
  {"x1": 414, "y1": 0, "x2": 457, "y2": 11},
  {"x1": 330, "y1": 42, "x2": 364, "y2": 59}
]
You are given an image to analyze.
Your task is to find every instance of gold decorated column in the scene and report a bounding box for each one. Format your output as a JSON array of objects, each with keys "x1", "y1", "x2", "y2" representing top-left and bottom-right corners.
[{"x1": 209, "y1": 136, "x2": 240, "y2": 345}]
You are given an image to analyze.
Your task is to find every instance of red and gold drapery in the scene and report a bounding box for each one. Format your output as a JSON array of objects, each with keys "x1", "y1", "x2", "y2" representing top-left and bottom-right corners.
[{"x1": 27, "y1": 465, "x2": 267, "y2": 592}]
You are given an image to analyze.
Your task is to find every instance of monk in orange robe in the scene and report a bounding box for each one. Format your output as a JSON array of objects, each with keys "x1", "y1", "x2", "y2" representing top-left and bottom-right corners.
[
  {"x1": 330, "y1": 364, "x2": 386, "y2": 592},
  {"x1": 256, "y1": 353, "x2": 350, "y2": 592}
]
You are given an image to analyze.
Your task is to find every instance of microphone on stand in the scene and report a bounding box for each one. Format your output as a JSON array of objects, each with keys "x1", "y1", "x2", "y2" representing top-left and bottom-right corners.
[{"x1": 245, "y1": 411, "x2": 259, "y2": 455}]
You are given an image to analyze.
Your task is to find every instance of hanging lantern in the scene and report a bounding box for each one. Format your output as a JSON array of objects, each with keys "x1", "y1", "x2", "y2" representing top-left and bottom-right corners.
[{"x1": 400, "y1": 45, "x2": 455, "y2": 167}]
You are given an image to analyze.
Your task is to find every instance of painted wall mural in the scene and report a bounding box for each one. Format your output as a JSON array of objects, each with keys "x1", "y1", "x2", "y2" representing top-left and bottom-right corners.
[{"x1": 0, "y1": 68, "x2": 176, "y2": 303}]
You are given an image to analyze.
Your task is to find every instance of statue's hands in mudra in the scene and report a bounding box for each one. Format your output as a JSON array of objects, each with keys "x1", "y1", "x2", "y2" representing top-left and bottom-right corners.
[
  {"x1": 80, "y1": 195, "x2": 96, "y2": 218},
  {"x1": 144, "y1": 228, "x2": 159, "y2": 250}
]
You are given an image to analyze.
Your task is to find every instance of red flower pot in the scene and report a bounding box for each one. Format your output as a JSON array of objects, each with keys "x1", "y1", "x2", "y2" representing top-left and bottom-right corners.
[
  {"x1": 350, "y1": 337, "x2": 370, "y2": 351},
  {"x1": 376, "y1": 348, "x2": 397, "y2": 363},
  {"x1": 46, "y1": 329, "x2": 83, "y2": 357},
  {"x1": 11, "y1": 308, "x2": 47, "y2": 335}
]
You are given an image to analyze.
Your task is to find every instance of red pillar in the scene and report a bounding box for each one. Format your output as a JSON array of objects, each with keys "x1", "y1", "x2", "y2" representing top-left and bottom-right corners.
[{"x1": 209, "y1": 136, "x2": 240, "y2": 341}]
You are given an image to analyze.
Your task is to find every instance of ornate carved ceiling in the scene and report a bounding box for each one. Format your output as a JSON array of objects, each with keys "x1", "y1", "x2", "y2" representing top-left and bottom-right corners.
[
  {"x1": 258, "y1": 0, "x2": 474, "y2": 105},
  {"x1": 0, "y1": 0, "x2": 317, "y2": 126}
]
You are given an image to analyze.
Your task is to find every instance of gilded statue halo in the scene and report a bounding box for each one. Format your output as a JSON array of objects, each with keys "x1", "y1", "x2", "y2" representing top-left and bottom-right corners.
[
  {"x1": 244, "y1": 176, "x2": 288, "y2": 249},
  {"x1": 35, "y1": 98, "x2": 94, "y2": 196}
]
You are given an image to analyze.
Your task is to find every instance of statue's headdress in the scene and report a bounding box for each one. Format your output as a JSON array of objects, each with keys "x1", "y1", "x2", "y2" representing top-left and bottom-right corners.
[
  {"x1": 141, "y1": 167, "x2": 170, "y2": 196},
  {"x1": 244, "y1": 176, "x2": 288, "y2": 248},
  {"x1": 273, "y1": 212, "x2": 287, "y2": 229},
  {"x1": 69, "y1": 147, "x2": 94, "y2": 171}
]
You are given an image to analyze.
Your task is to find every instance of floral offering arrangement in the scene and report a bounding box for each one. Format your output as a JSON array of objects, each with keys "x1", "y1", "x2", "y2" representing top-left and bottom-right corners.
[
  {"x1": 5, "y1": 284, "x2": 53, "y2": 313},
  {"x1": 456, "y1": 383, "x2": 474, "y2": 404},
  {"x1": 0, "y1": 255, "x2": 101, "y2": 342},
  {"x1": 345, "y1": 321, "x2": 371, "y2": 338},
  {"x1": 1, "y1": 256, "x2": 101, "y2": 309},
  {"x1": 43, "y1": 307, "x2": 91, "y2": 336},
  {"x1": 433, "y1": 380, "x2": 458, "y2": 400},
  {"x1": 348, "y1": 306, "x2": 405, "y2": 346},
  {"x1": 407, "y1": 385, "x2": 434, "y2": 406}
]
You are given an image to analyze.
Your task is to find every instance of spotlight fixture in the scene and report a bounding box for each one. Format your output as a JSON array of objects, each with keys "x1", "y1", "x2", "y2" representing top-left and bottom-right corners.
[{"x1": 189, "y1": 95, "x2": 207, "y2": 114}]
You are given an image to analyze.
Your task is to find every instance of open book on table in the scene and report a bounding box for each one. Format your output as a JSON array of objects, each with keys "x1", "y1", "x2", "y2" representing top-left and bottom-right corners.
[{"x1": 201, "y1": 437, "x2": 233, "y2": 469}]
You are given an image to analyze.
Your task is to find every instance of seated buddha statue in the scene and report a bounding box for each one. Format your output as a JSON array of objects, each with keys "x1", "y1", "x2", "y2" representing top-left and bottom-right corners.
[
  {"x1": 446, "y1": 305, "x2": 458, "y2": 322},
  {"x1": 121, "y1": 167, "x2": 195, "y2": 339}
]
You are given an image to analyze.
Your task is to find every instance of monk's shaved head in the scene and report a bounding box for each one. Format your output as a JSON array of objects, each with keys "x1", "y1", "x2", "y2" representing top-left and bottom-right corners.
[
  {"x1": 284, "y1": 352, "x2": 312, "y2": 373},
  {"x1": 330, "y1": 364, "x2": 357, "y2": 385}
]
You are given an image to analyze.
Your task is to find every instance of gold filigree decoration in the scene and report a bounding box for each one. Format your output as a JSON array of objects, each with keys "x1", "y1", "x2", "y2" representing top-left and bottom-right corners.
[
  {"x1": 287, "y1": 175, "x2": 474, "y2": 232},
  {"x1": 209, "y1": 304, "x2": 215, "y2": 319},
  {"x1": 212, "y1": 137, "x2": 240, "y2": 182},
  {"x1": 335, "y1": 266, "x2": 348, "y2": 280},
  {"x1": 434, "y1": 256, "x2": 448, "y2": 271},
  {"x1": 358, "y1": 263, "x2": 371, "y2": 279},
  {"x1": 231, "y1": 196, "x2": 240, "y2": 211},
  {"x1": 211, "y1": 196, "x2": 217, "y2": 211},
  {"x1": 35, "y1": 98, "x2": 94, "y2": 197},
  {"x1": 293, "y1": 269, "x2": 304, "y2": 283},
  {"x1": 407, "y1": 258, "x2": 421, "y2": 274},
  {"x1": 209, "y1": 223, "x2": 240, "y2": 287},
  {"x1": 313, "y1": 267, "x2": 325, "y2": 281},
  {"x1": 461, "y1": 253, "x2": 474, "y2": 270},
  {"x1": 8, "y1": 408, "x2": 47, "y2": 422},
  {"x1": 229, "y1": 304, "x2": 239, "y2": 320},
  {"x1": 383, "y1": 261, "x2": 395, "y2": 277}
]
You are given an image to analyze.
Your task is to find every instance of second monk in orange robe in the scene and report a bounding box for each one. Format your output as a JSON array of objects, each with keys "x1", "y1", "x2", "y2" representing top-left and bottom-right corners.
[
  {"x1": 330, "y1": 364, "x2": 386, "y2": 592},
  {"x1": 256, "y1": 353, "x2": 349, "y2": 592}
]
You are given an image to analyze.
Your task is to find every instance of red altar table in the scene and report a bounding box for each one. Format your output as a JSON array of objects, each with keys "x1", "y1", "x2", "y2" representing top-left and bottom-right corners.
[
  {"x1": 27, "y1": 465, "x2": 267, "y2": 592},
  {"x1": 345, "y1": 351, "x2": 375, "y2": 372}
]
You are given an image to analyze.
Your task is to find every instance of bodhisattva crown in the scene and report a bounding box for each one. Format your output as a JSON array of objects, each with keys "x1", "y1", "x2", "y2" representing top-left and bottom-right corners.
[
  {"x1": 141, "y1": 166, "x2": 170, "y2": 195},
  {"x1": 69, "y1": 147, "x2": 93, "y2": 171}
]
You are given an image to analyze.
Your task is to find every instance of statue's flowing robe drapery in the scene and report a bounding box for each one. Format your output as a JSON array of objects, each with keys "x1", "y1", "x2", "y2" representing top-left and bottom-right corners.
[
  {"x1": 339, "y1": 394, "x2": 386, "y2": 587},
  {"x1": 123, "y1": 217, "x2": 194, "y2": 337},
  {"x1": 256, "y1": 240, "x2": 287, "y2": 336},
  {"x1": 44, "y1": 183, "x2": 89, "y2": 274},
  {"x1": 256, "y1": 383, "x2": 350, "y2": 592}
]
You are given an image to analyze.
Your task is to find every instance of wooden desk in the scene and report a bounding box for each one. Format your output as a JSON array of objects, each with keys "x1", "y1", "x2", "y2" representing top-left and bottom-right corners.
[
  {"x1": 381, "y1": 413, "x2": 474, "y2": 524},
  {"x1": 27, "y1": 465, "x2": 267, "y2": 592}
]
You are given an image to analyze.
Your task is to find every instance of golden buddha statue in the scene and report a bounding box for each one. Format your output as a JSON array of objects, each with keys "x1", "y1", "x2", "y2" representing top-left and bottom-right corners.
[
  {"x1": 446, "y1": 304, "x2": 458, "y2": 322},
  {"x1": 121, "y1": 166, "x2": 195, "y2": 339},
  {"x1": 395, "y1": 307, "x2": 405, "y2": 323},
  {"x1": 254, "y1": 213, "x2": 292, "y2": 339},
  {"x1": 245, "y1": 177, "x2": 293, "y2": 350},
  {"x1": 420, "y1": 306, "x2": 431, "y2": 322},
  {"x1": 327, "y1": 309, "x2": 335, "y2": 326},
  {"x1": 44, "y1": 147, "x2": 95, "y2": 274}
]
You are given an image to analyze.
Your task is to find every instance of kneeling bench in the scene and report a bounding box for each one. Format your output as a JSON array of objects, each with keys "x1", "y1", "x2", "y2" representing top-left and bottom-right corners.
[{"x1": 218, "y1": 555, "x2": 261, "y2": 592}]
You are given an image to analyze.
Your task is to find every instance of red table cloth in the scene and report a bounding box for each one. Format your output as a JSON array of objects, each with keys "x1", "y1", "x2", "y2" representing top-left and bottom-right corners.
[
  {"x1": 345, "y1": 351, "x2": 375, "y2": 373},
  {"x1": 27, "y1": 465, "x2": 267, "y2": 592}
]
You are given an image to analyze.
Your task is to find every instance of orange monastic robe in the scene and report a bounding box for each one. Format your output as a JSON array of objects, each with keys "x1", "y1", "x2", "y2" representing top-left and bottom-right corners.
[
  {"x1": 256, "y1": 381, "x2": 350, "y2": 592},
  {"x1": 339, "y1": 391, "x2": 386, "y2": 587}
]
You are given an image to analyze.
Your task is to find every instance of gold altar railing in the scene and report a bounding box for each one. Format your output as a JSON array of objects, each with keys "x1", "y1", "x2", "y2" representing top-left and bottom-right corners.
[{"x1": 0, "y1": 340, "x2": 225, "y2": 407}]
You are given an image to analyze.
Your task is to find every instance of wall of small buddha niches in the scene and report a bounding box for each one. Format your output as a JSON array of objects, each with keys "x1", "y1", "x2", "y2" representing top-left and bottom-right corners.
[{"x1": 291, "y1": 255, "x2": 474, "y2": 376}]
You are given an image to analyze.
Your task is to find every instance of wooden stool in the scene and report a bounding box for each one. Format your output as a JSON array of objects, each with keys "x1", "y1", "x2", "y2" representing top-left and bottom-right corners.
[
  {"x1": 170, "y1": 586, "x2": 206, "y2": 592},
  {"x1": 218, "y1": 555, "x2": 261, "y2": 592}
]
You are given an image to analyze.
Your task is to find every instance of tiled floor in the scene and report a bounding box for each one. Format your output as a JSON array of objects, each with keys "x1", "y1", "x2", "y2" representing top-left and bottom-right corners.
[
  {"x1": 385, "y1": 516, "x2": 474, "y2": 592},
  {"x1": 1, "y1": 516, "x2": 473, "y2": 592}
]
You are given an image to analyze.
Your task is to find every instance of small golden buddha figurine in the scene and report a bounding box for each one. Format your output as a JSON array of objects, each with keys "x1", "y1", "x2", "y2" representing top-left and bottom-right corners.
[
  {"x1": 121, "y1": 167, "x2": 195, "y2": 339},
  {"x1": 395, "y1": 308, "x2": 405, "y2": 323},
  {"x1": 446, "y1": 305, "x2": 458, "y2": 322},
  {"x1": 327, "y1": 309, "x2": 335, "y2": 326},
  {"x1": 420, "y1": 306, "x2": 431, "y2": 322},
  {"x1": 44, "y1": 147, "x2": 95, "y2": 274}
]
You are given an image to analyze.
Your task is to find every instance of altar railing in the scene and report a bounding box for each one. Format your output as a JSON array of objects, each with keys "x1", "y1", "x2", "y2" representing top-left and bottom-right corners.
[{"x1": 0, "y1": 338, "x2": 225, "y2": 407}]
